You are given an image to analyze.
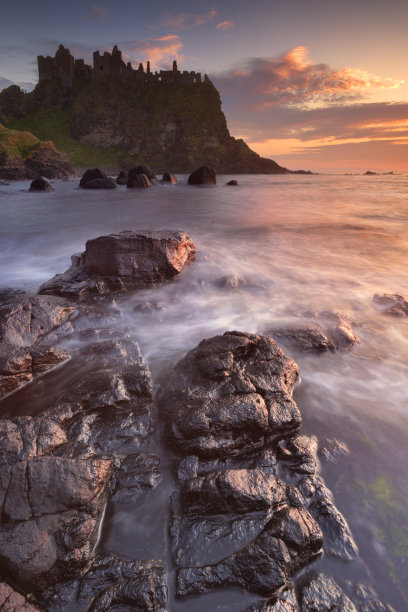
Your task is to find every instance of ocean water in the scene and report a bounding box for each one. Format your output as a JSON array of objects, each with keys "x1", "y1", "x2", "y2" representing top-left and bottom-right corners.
[{"x1": 1, "y1": 173, "x2": 408, "y2": 610}]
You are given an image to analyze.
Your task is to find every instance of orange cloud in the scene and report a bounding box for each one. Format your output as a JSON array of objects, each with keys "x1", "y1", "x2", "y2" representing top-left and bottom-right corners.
[
  {"x1": 122, "y1": 36, "x2": 183, "y2": 71},
  {"x1": 216, "y1": 21, "x2": 235, "y2": 31},
  {"x1": 160, "y1": 9, "x2": 217, "y2": 31}
]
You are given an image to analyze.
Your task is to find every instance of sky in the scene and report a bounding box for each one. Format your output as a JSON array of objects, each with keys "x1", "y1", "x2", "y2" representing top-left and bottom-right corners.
[{"x1": 0, "y1": 0, "x2": 407, "y2": 172}]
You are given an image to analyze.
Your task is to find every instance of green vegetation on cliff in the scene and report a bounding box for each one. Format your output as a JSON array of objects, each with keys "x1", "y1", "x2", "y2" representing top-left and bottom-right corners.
[{"x1": 0, "y1": 76, "x2": 288, "y2": 173}]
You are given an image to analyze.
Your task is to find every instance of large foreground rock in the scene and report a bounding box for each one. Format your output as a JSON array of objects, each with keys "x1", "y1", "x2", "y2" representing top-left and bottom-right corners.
[
  {"x1": 38, "y1": 230, "x2": 196, "y2": 298},
  {"x1": 158, "y1": 331, "x2": 301, "y2": 458},
  {"x1": 188, "y1": 165, "x2": 216, "y2": 185}
]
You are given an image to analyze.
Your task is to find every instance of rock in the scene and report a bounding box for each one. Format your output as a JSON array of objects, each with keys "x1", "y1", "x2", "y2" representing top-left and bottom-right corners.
[
  {"x1": 364, "y1": 171, "x2": 377, "y2": 175},
  {"x1": 79, "y1": 168, "x2": 106, "y2": 187},
  {"x1": 309, "y1": 498, "x2": 359, "y2": 561},
  {"x1": 38, "y1": 335, "x2": 153, "y2": 458},
  {"x1": 0, "y1": 416, "x2": 67, "y2": 466},
  {"x1": 248, "y1": 588, "x2": 299, "y2": 611},
  {"x1": 113, "y1": 453, "x2": 161, "y2": 502},
  {"x1": 180, "y1": 469, "x2": 286, "y2": 516},
  {"x1": 81, "y1": 177, "x2": 117, "y2": 189},
  {"x1": 161, "y1": 172, "x2": 177, "y2": 184},
  {"x1": 0, "y1": 456, "x2": 113, "y2": 590},
  {"x1": 0, "y1": 292, "x2": 74, "y2": 347},
  {"x1": 177, "y1": 506, "x2": 322, "y2": 597},
  {"x1": 226, "y1": 179, "x2": 238, "y2": 186},
  {"x1": 278, "y1": 435, "x2": 318, "y2": 475},
  {"x1": 346, "y1": 581, "x2": 396, "y2": 611},
  {"x1": 301, "y1": 573, "x2": 357, "y2": 611},
  {"x1": 24, "y1": 142, "x2": 73, "y2": 179},
  {"x1": 29, "y1": 177, "x2": 54, "y2": 192},
  {"x1": 266, "y1": 312, "x2": 359, "y2": 352},
  {"x1": 38, "y1": 230, "x2": 196, "y2": 298},
  {"x1": 0, "y1": 343, "x2": 70, "y2": 398},
  {"x1": 318, "y1": 438, "x2": 349, "y2": 463},
  {"x1": 127, "y1": 172, "x2": 152, "y2": 188},
  {"x1": 372, "y1": 293, "x2": 408, "y2": 316},
  {"x1": 115, "y1": 170, "x2": 127, "y2": 184},
  {"x1": 188, "y1": 165, "x2": 216, "y2": 185},
  {"x1": 43, "y1": 553, "x2": 167, "y2": 611},
  {"x1": 130, "y1": 164, "x2": 156, "y2": 181},
  {"x1": 0, "y1": 582, "x2": 42, "y2": 611},
  {"x1": 158, "y1": 331, "x2": 301, "y2": 458}
]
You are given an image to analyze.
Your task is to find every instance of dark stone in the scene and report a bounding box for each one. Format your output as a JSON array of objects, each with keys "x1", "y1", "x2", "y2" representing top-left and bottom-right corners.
[
  {"x1": 373, "y1": 293, "x2": 408, "y2": 316},
  {"x1": 248, "y1": 588, "x2": 299, "y2": 611},
  {"x1": 79, "y1": 168, "x2": 106, "y2": 187},
  {"x1": 364, "y1": 170, "x2": 377, "y2": 175},
  {"x1": 161, "y1": 172, "x2": 177, "y2": 184},
  {"x1": 0, "y1": 456, "x2": 113, "y2": 590},
  {"x1": 81, "y1": 177, "x2": 117, "y2": 189},
  {"x1": 115, "y1": 170, "x2": 127, "y2": 184},
  {"x1": 180, "y1": 469, "x2": 286, "y2": 516},
  {"x1": 176, "y1": 506, "x2": 322, "y2": 597},
  {"x1": 158, "y1": 331, "x2": 301, "y2": 458},
  {"x1": 129, "y1": 164, "x2": 156, "y2": 180},
  {"x1": 38, "y1": 230, "x2": 196, "y2": 298},
  {"x1": 43, "y1": 553, "x2": 167, "y2": 611},
  {"x1": 0, "y1": 343, "x2": 70, "y2": 399},
  {"x1": 29, "y1": 177, "x2": 54, "y2": 192},
  {"x1": 0, "y1": 292, "x2": 74, "y2": 347},
  {"x1": 226, "y1": 179, "x2": 238, "y2": 186},
  {"x1": 0, "y1": 582, "x2": 42, "y2": 611},
  {"x1": 113, "y1": 453, "x2": 161, "y2": 502},
  {"x1": 127, "y1": 172, "x2": 152, "y2": 188},
  {"x1": 188, "y1": 165, "x2": 216, "y2": 185},
  {"x1": 0, "y1": 416, "x2": 67, "y2": 466},
  {"x1": 301, "y1": 574, "x2": 356, "y2": 611},
  {"x1": 278, "y1": 435, "x2": 318, "y2": 475}
]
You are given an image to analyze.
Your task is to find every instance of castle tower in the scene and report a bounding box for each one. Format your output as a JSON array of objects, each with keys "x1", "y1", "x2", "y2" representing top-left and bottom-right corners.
[{"x1": 173, "y1": 60, "x2": 177, "y2": 72}]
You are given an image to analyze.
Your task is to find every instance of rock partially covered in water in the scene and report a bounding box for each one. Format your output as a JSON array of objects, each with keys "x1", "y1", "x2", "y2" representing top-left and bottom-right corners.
[
  {"x1": 373, "y1": 293, "x2": 408, "y2": 316},
  {"x1": 188, "y1": 165, "x2": 216, "y2": 185},
  {"x1": 38, "y1": 230, "x2": 196, "y2": 298},
  {"x1": 43, "y1": 553, "x2": 167, "y2": 611},
  {"x1": 79, "y1": 168, "x2": 116, "y2": 189},
  {"x1": 0, "y1": 456, "x2": 113, "y2": 590},
  {"x1": 177, "y1": 506, "x2": 322, "y2": 597},
  {"x1": 127, "y1": 171, "x2": 152, "y2": 189},
  {"x1": 159, "y1": 331, "x2": 301, "y2": 458},
  {"x1": 301, "y1": 574, "x2": 356, "y2": 611},
  {"x1": 161, "y1": 172, "x2": 177, "y2": 184},
  {"x1": 278, "y1": 435, "x2": 318, "y2": 475},
  {"x1": 115, "y1": 170, "x2": 127, "y2": 184},
  {"x1": 130, "y1": 163, "x2": 157, "y2": 181},
  {"x1": 226, "y1": 179, "x2": 238, "y2": 186},
  {"x1": 29, "y1": 177, "x2": 53, "y2": 192},
  {"x1": 0, "y1": 582, "x2": 42, "y2": 611},
  {"x1": 266, "y1": 311, "x2": 359, "y2": 353}
]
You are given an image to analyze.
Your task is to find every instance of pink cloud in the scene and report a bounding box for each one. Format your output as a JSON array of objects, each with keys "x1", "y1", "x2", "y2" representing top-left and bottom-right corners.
[
  {"x1": 216, "y1": 21, "x2": 235, "y2": 31},
  {"x1": 90, "y1": 4, "x2": 108, "y2": 21},
  {"x1": 160, "y1": 9, "x2": 217, "y2": 31},
  {"x1": 121, "y1": 36, "x2": 183, "y2": 71}
]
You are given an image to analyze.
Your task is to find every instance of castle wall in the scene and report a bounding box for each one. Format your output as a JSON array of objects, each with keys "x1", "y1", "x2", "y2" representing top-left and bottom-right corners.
[{"x1": 38, "y1": 45, "x2": 210, "y2": 89}]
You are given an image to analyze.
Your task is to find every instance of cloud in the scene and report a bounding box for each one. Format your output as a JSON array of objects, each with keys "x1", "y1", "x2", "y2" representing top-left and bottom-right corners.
[
  {"x1": 213, "y1": 47, "x2": 403, "y2": 111},
  {"x1": 0, "y1": 76, "x2": 35, "y2": 93},
  {"x1": 90, "y1": 4, "x2": 108, "y2": 21},
  {"x1": 216, "y1": 21, "x2": 235, "y2": 31},
  {"x1": 121, "y1": 36, "x2": 183, "y2": 70},
  {"x1": 160, "y1": 9, "x2": 217, "y2": 31}
]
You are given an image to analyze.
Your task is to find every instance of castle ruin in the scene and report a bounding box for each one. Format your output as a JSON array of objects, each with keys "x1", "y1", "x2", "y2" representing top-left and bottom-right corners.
[{"x1": 37, "y1": 45, "x2": 210, "y2": 88}]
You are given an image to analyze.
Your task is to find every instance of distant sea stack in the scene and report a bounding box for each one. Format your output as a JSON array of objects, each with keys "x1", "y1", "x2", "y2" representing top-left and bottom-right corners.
[{"x1": 0, "y1": 45, "x2": 289, "y2": 174}]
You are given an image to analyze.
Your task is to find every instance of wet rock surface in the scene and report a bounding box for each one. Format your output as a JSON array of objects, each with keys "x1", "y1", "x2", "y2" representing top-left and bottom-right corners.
[
  {"x1": 127, "y1": 171, "x2": 152, "y2": 188},
  {"x1": 115, "y1": 169, "x2": 128, "y2": 184},
  {"x1": 38, "y1": 230, "x2": 196, "y2": 298},
  {"x1": 158, "y1": 331, "x2": 301, "y2": 458},
  {"x1": 29, "y1": 177, "x2": 54, "y2": 192},
  {"x1": 372, "y1": 293, "x2": 408, "y2": 316},
  {"x1": 161, "y1": 172, "x2": 177, "y2": 184},
  {"x1": 79, "y1": 168, "x2": 116, "y2": 189},
  {"x1": 266, "y1": 311, "x2": 359, "y2": 353},
  {"x1": 0, "y1": 582, "x2": 42, "y2": 611},
  {"x1": 188, "y1": 165, "x2": 216, "y2": 185}
]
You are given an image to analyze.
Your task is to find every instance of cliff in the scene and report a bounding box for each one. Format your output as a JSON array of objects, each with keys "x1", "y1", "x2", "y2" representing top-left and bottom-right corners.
[
  {"x1": 0, "y1": 51, "x2": 288, "y2": 173},
  {"x1": 0, "y1": 122, "x2": 73, "y2": 180}
]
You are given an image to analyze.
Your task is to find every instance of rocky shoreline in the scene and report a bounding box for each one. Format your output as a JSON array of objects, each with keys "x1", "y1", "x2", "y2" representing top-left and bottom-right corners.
[{"x1": 0, "y1": 228, "x2": 400, "y2": 611}]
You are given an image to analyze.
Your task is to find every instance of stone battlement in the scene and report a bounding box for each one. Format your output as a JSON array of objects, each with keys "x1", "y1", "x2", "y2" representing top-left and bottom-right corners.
[{"x1": 37, "y1": 45, "x2": 210, "y2": 88}]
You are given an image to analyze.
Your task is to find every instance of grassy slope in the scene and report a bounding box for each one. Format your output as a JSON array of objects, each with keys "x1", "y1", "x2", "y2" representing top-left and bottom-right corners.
[
  {"x1": 0, "y1": 123, "x2": 41, "y2": 159},
  {"x1": 9, "y1": 109, "x2": 141, "y2": 167}
]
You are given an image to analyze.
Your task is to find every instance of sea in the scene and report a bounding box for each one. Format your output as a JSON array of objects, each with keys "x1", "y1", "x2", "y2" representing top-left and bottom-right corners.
[{"x1": 0, "y1": 173, "x2": 407, "y2": 611}]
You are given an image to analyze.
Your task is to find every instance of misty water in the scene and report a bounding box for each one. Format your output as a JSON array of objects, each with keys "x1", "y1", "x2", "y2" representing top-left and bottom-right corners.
[{"x1": 1, "y1": 173, "x2": 408, "y2": 610}]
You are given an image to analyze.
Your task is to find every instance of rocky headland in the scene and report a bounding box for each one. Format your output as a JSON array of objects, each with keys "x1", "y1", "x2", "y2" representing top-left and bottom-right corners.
[{"x1": 0, "y1": 228, "x2": 397, "y2": 611}]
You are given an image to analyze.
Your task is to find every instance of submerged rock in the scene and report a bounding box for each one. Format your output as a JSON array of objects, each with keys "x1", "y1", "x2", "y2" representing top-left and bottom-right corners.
[
  {"x1": 130, "y1": 163, "x2": 157, "y2": 181},
  {"x1": 79, "y1": 168, "x2": 115, "y2": 189},
  {"x1": 158, "y1": 331, "x2": 301, "y2": 458},
  {"x1": 373, "y1": 293, "x2": 408, "y2": 316},
  {"x1": 226, "y1": 179, "x2": 238, "y2": 186},
  {"x1": 188, "y1": 165, "x2": 216, "y2": 185},
  {"x1": 38, "y1": 230, "x2": 196, "y2": 298},
  {"x1": 29, "y1": 176, "x2": 53, "y2": 192}
]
